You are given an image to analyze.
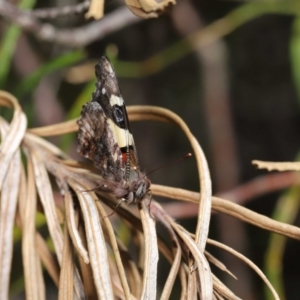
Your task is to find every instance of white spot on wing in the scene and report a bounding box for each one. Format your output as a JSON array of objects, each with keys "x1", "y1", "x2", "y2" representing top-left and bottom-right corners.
[
  {"x1": 102, "y1": 87, "x2": 106, "y2": 94},
  {"x1": 110, "y1": 95, "x2": 124, "y2": 107}
]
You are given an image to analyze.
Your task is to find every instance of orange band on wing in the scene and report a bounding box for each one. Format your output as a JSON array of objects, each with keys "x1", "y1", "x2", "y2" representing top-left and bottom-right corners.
[{"x1": 122, "y1": 152, "x2": 128, "y2": 164}]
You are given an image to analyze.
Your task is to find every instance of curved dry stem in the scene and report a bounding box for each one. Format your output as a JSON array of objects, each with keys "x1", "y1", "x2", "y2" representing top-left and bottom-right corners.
[
  {"x1": 68, "y1": 179, "x2": 114, "y2": 300},
  {"x1": 35, "y1": 233, "x2": 60, "y2": 286},
  {"x1": 253, "y1": 160, "x2": 300, "y2": 172},
  {"x1": 0, "y1": 92, "x2": 27, "y2": 190},
  {"x1": 207, "y1": 239, "x2": 280, "y2": 300},
  {"x1": 95, "y1": 201, "x2": 132, "y2": 300},
  {"x1": 205, "y1": 251, "x2": 237, "y2": 280},
  {"x1": 64, "y1": 191, "x2": 89, "y2": 264},
  {"x1": 0, "y1": 90, "x2": 288, "y2": 298},
  {"x1": 152, "y1": 184, "x2": 300, "y2": 240},
  {"x1": 58, "y1": 225, "x2": 74, "y2": 300},
  {"x1": 0, "y1": 122, "x2": 22, "y2": 299},
  {"x1": 138, "y1": 200, "x2": 158, "y2": 300},
  {"x1": 128, "y1": 105, "x2": 212, "y2": 251},
  {"x1": 28, "y1": 119, "x2": 78, "y2": 136},
  {"x1": 21, "y1": 148, "x2": 45, "y2": 299}
]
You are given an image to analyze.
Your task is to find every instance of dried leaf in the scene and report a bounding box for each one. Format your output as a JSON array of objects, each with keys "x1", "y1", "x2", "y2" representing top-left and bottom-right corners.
[
  {"x1": 0, "y1": 112, "x2": 26, "y2": 190},
  {"x1": 173, "y1": 225, "x2": 213, "y2": 299},
  {"x1": 212, "y1": 196, "x2": 300, "y2": 240},
  {"x1": 208, "y1": 239, "x2": 280, "y2": 300},
  {"x1": 35, "y1": 233, "x2": 60, "y2": 286},
  {"x1": 139, "y1": 200, "x2": 158, "y2": 300},
  {"x1": 252, "y1": 160, "x2": 300, "y2": 172},
  {"x1": 160, "y1": 236, "x2": 182, "y2": 299},
  {"x1": 22, "y1": 149, "x2": 45, "y2": 299},
  {"x1": 69, "y1": 179, "x2": 114, "y2": 300},
  {"x1": 23, "y1": 143, "x2": 85, "y2": 298},
  {"x1": 85, "y1": 0, "x2": 104, "y2": 20},
  {"x1": 212, "y1": 274, "x2": 241, "y2": 300},
  {"x1": 0, "y1": 150, "x2": 21, "y2": 299},
  {"x1": 95, "y1": 201, "x2": 132, "y2": 299},
  {"x1": 65, "y1": 190, "x2": 89, "y2": 264},
  {"x1": 152, "y1": 184, "x2": 300, "y2": 240},
  {"x1": 27, "y1": 144, "x2": 64, "y2": 263},
  {"x1": 114, "y1": 238, "x2": 142, "y2": 298},
  {"x1": 28, "y1": 119, "x2": 78, "y2": 137},
  {"x1": 205, "y1": 251, "x2": 237, "y2": 280},
  {"x1": 0, "y1": 88, "x2": 289, "y2": 298},
  {"x1": 125, "y1": 0, "x2": 175, "y2": 18},
  {"x1": 128, "y1": 106, "x2": 212, "y2": 250},
  {"x1": 58, "y1": 225, "x2": 74, "y2": 300}
]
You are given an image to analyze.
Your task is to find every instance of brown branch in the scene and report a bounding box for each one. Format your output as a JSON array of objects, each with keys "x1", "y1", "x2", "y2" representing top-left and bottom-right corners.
[
  {"x1": 0, "y1": 2, "x2": 140, "y2": 47},
  {"x1": 219, "y1": 171, "x2": 299, "y2": 203},
  {"x1": 160, "y1": 172, "x2": 300, "y2": 219},
  {"x1": 30, "y1": 1, "x2": 90, "y2": 19}
]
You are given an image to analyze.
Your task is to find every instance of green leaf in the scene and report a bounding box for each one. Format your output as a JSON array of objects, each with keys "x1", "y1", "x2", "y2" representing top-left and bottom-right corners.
[
  {"x1": 15, "y1": 50, "x2": 85, "y2": 97},
  {"x1": 0, "y1": 0, "x2": 36, "y2": 87}
]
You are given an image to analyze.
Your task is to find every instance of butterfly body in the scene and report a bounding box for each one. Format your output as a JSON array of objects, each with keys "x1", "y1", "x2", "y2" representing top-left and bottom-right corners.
[{"x1": 77, "y1": 56, "x2": 150, "y2": 204}]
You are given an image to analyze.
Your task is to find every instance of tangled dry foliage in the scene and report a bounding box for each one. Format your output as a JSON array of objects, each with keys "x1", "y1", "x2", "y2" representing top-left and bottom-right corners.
[{"x1": 0, "y1": 90, "x2": 300, "y2": 300}]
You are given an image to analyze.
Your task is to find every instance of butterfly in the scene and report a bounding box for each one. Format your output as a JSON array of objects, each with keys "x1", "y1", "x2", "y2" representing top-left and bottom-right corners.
[{"x1": 77, "y1": 56, "x2": 151, "y2": 204}]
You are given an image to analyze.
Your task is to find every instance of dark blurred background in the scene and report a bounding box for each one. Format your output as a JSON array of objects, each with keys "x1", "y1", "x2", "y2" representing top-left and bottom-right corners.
[{"x1": 1, "y1": 0, "x2": 300, "y2": 299}]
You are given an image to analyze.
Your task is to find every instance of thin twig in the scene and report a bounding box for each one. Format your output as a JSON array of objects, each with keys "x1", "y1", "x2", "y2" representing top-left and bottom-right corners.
[
  {"x1": 0, "y1": 2, "x2": 140, "y2": 47},
  {"x1": 30, "y1": 1, "x2": 90, "y2": 19}
]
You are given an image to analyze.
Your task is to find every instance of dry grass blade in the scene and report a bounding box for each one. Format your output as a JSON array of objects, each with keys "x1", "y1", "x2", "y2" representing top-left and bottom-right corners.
[
  {"x1": 58, "y1": 225, "x2": 74, "y2": 300},
  {"x1": 179, "y1": 265, "x2": 187, "y2": 299},
  {"x1": 119, "y1": 240, "x2": 142, "y2": 297},
  {"x1": 68, "y1": 179, "x2": 114, "y2": 300},
  {"x1": 0, "y1": 117, "x2": 22, "y2": 299},
  {"x1": 160, "y1": 244, "x2": 182, "y2": 300},
  {"x1": 128, "y1": 106, "x2": 212, "y2": 251},
  {"x1": 23, "y1": 139, "x2": 86, "y2": 300},
  {"x1": 187, "y1": 272, "x2": 197, "y2": 300},
  {"x1": 207, "y1": 239, "x2": 280, "y2": 300},
  {"x1": 21, "y1": 148, "x2": 45, "y2": 299},
  {"x1": 252, "y1": 160, "x2": 300, "y2": 171},
  {"x1": 0, "y1": 94, "x2": 27, "y2": 190},
  {"x1": 139, "y1": 200, "x2": 158, "y2": 300},
  {"x1": 35, "y1": 233, "x2": 60, "y2": 286},
  {"x1": 152, "y1": 184, "x2": 300, "y2": 240},
  {"x1": 28, "y1": 119, "x2": 78, "y2": 137},
  {"x1": 0, "y1": 87, "x2": 290, "y2": 298},
  {"x1": 0, "y1": 150, "x2": 21, "y2": 299},
  {"x1": 114, "y1": 240, "x2": 142, "y2": 298},
  {"x1": 25, "y1": 132, "x2": 70, "y2": 159},
  {"x1": 58, "y1": 226, "x2": 74, "y2": 300},
  {"x1": 212, "y1": 197, "x2": 300, "y2": 240},
  {"x1": 95, "y1": 202, "x2": 132, "y2": 299},
  {"x1": 170, "y1": 223, "x2": 213, "y2": 299},
  {"x1": 149, "y1": 202, "x2": 186, "y2": 299},
  {"x1": 212, "y1": 274, "x2": 241, "y2": 300},
  {"x1": 25, "y1": 143, "x2": 64, "y2": 263},
  {"x1": 65, "y1": 190, "x2": 89, "y2": 264},
  {"x1": 191, "y1": 135, "x2": 212, "y2": 251},
  {"x1": 205, "y1": 251, "x2": 237, "y2": 280}
]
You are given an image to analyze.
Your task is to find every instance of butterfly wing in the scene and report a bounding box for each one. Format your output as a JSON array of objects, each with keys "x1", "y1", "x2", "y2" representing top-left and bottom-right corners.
[{"x1": 77, "y1": 56, "x2": 139, "y2": 182}]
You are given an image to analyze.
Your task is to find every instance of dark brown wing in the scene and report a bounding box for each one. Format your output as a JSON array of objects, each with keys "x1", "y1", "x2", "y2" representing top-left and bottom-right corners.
[
  {"x1": 93, "y1": 57, "x2": 139, "y2": 171},
  {"x1": 77, "y1": 101, "x2": 124, "y2": 182},
  {"x1": 77, "y1": 57, "x2": 141, "y2": 182}
]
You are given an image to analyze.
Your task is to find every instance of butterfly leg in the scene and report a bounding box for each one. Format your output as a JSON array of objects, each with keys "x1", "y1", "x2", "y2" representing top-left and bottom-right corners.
[
  {"x1": 79, "y1": 183, "x2": 112, "y2": 194},
  {"x1": 104, "y1": 198, "x2": 124, "y2": 218},
  {"x1": 146, "y1": 190, "x2": 156, "y2": 219}
]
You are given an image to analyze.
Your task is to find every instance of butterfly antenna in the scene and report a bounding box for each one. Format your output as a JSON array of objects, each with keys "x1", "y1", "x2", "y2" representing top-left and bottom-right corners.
[{"x1": 145, "y1": 153, "x2": 192, "y2": 177}]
